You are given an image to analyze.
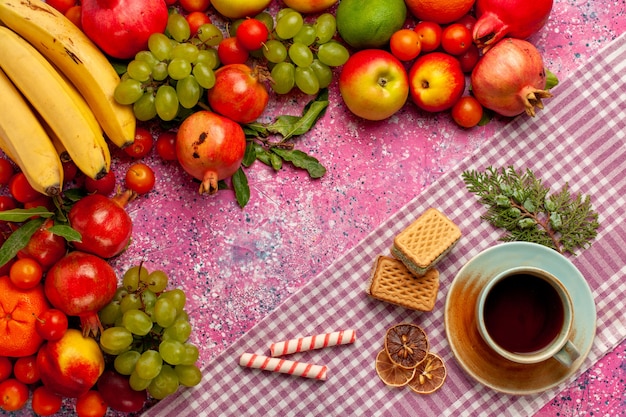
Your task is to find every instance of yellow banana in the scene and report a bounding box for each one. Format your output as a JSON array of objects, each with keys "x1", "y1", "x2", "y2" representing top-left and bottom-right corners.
[
  {"x1": 38, "y1": 114, "x2": 72, "y2": 163},
  {"x1": 0, "y1": 68, "x2": 63, "y2": 196},
  {"x1": 0, "y1": 0, "x2": 136, "y2": 148},
  {"x1": 0, "y1": 26, "x2": 110, "y2": 180}
]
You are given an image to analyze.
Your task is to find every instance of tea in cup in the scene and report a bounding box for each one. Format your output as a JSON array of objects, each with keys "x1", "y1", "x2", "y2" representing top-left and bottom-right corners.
[{"x1": 476, "y1": 266, "x2": 580, "y2": 366}]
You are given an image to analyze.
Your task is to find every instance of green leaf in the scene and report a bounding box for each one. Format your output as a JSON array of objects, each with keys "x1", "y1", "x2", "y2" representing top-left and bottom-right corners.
[
  {"x1": 48, "y1": 224, "x2": 82, "y2": 242},
  {"x1": 271, "y1": 148, "x2": 326, "y2": 178},
  {"x1": 270, "y1": 152, "x2": 283, "y2": 171},
  {"x1": 0, "y1": 207, "x2": 54, "y2": 222},
  {"x1": 242, "y1": 142, "x2": 258, "y2": 167},
  {"x1": 254, "y1": 145, "x2": 273, "y2": 166},
  {"x1": 545, "y1": 68, "x2": 559, "y2": 90},
  {"x1": 0, "y1": 218, "x2": 45, "y2": 267},
  {"x1": 232, "y1": 167, "x2": 250, "y2": 208},
  {"x1": 109, "y1": 59, "x2": 129, "y2": 76},
  {"x1": 249, "y1": 89, "x2": 329, "y2": 141}
]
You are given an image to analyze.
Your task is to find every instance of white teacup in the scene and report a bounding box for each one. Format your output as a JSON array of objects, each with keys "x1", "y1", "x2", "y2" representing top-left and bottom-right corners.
[{"x1": 475, "y1": 266, "x2": 580, "y2": 367}]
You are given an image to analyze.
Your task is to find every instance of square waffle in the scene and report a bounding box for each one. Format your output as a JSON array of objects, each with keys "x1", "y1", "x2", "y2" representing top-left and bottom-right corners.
[
  {"x1": 366, "y1": 255, "x2": 439, "y2": 311},
  {"x1": 391, "y1": 208, "x2": 461, "y2": 275}
]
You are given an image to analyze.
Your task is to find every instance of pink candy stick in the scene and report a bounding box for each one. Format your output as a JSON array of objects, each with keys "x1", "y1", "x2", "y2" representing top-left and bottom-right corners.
[
  {"x1": 239, "y1": 353, "x2": 328, "y2": 380},
  {"x1": 269, "y1": 329, "x2": 356, "y2": 357}
]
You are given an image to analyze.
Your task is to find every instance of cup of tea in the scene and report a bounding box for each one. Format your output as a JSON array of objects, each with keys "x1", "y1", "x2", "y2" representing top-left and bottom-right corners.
[{"x1": 475, "y1": 266, "x2": 580, "y2": 367}]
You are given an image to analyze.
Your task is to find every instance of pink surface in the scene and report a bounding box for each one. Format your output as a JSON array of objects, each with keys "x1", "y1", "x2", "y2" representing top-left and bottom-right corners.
[
  {"x1": 3, "y1": 0, "x2": 624, "y2": 415},
  {"x1": 114, "y1": 1, "x2": 623, "y2": 415}
]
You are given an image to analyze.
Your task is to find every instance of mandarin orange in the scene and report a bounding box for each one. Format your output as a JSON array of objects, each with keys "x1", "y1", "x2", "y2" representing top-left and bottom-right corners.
[
  {"x1": 0, "y1": 275, "x2": 50, "y2": 357},
  {"x1": 405, "y1": 0, "x2": 476, "y2": 24}
]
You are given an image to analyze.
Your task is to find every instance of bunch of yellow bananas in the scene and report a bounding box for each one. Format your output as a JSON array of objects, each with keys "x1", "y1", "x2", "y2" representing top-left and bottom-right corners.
[{"x1": 0, "y1": 0, "x2": 136, "y2": 196}]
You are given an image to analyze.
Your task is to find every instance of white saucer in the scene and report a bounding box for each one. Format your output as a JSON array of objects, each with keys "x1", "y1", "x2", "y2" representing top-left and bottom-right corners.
[{"x1": 444, "y1": 242, "x2": 596, "y2": 395}]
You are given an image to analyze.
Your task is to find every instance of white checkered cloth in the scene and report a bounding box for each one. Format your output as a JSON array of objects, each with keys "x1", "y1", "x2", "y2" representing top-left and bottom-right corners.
[{"x1": 146, "y1": 33, "x2": 626, "y2": 417}]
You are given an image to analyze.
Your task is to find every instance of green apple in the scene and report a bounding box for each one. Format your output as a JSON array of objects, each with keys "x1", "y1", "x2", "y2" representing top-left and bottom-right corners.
[
  {"x1": 338, "y1": 49, "x2": 409, "y2": 121},
  {"x1": 409, "y1": 52, "x2": 465, "y2": 112}
]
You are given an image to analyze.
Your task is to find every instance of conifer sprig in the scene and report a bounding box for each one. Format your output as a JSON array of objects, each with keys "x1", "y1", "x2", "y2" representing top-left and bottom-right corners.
[{"x1": 462, "y1": 166, "x2": 599, "y2": 255}]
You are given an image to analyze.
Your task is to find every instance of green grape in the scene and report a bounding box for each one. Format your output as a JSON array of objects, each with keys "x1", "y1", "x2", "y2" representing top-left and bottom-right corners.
[
  {"x1": 314, "y1": 13, "x2": 337, "y2": 44},
  {"x1": 151, "y1": 61, "x2": 169, "y2": 81},
  {"x1": 141, "y1": 289, "x2": 157, "y2": 317},
  {"x1": 295, "y1": 66, "x2": 320, "y2": 95},
  {"x1": 255, "y1": 11, "x2": 274, "y2": 32},
  {"x1": 144, "y1": 270, "x2": 169, "y2": 293},
  {"x1": 167, "y1": 58, "x2": 192, "y2": 80},
  {"x1": 270, "y1": 62, "x2": 295, "y2": 94},
  {"x1": 155, "y1": 85, "x2": 179, "y2": 121},
  {"x1": 133, "y1": 91, "x2": 157, "y2": 122},
  {"x1": 196, "y1": 24, "x2": 223, "y2": 47},
  {"x1": 160, "y1": 289, "x2": 186, "y2": 312},
  {"x1": 114, "y1": 79, "x2": 144, "y2": 105},
  {"x1": 147, "y1": 365, "x2": 179, "y2": 400},
  {"x1": 181, "y1": 343, "x2": 200, "y2": 366},
  {"x1": 175, "y1": 310, "x2": 189, "y2": 323},
  {"x1": 317, "y1": 41, "x2": 350, "y2": 67},
  {"x1": 135, "y1": 350, "x2": 163, "y2": 380},
  {"x1": 159, "y1": 339, "x2": 186, "y2": 365},
  {"x1": 148, "y1": 33, "x2": 173, "y2": 61},
  {"x1": 196, "y1": 49, "x2": 220, "y2": 69},
  {"x1": 162, "y1": 319, "x2": 192, "y2": 343},
  {"x1": 153, "y1": 297, "x2": 177, "y2": 328},
  {"x1": 174, "y1": 364, "x2": 202, "y2": 387},
  {"x1": 100, "y1": 326, "x2": 133, "y2": 353},
  {"x1": 135, "y1": 50, "x2": 158, "y2": 67},
  {"x1": 114, "y1": 350, "x2": 141, "y2": 376},
  {"x1": 99, "y1": 301, "x2": 122, "y2": 326},
  {"x1": 123, "y1": 265, "x2": 149, "y2": 292},
  {"x1": 293, "y1": 24, "x2": 316, "y2": 46},
  {"x1": 276, "y1": 7, "x2": 295, "y2": 21},
  {"x1": 310, "y1": 59, "x2": 333, "y2": 89},
  {"x1": 129, "y1": 370, "x2": 153, "y2": 391},
  {"x1": 113, "y1": 287, "x2": 129, "y2": 302},
  {"x1": 171, "y1": 43, "x2": 199, "y2": 64},
  {"x1": 126, "y1": 60, "x2": 152, "y2": 82},
  {"x1": 275, "y1": 11, "x2": 303, "y2": 40},
  {"x1": 229, "y1": 18, "x2": 245, "y2": 37},
  {"x1": 288, "y1": 42, "x2": 314, "y2": 67},
  {"x1": 176, "y1": 76, "x2": 201, "y2": 109},
  {"x1": 167, "y1": 13, "x2": 190, "y2": 42},
  {"x1": 192, "y1": 63, "x2": 215, "y2": 90},
  {"x1": 262, "y1": 39, "x2": 287, "y2": 64},
  {"x1": 120, "y1": 293, "x2": 143, "y2": 313},
  {"x1": 122, "y1": 309, "x2": 154, "y2": 336}
]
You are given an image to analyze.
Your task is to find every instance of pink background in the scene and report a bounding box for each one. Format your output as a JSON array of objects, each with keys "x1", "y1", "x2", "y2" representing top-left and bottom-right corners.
[
  {"x1": 104, "y1": 0, "x2": 626, "y2": 415},
  {"x1": 5, "y1": 0, "x2": 622, "y2": 415}
]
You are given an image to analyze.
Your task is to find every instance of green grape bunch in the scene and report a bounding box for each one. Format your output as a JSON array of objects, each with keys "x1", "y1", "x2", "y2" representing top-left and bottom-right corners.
[
  {"x1": 258, "y1": 10, "x2": 349, "y2": 95},
  {"x1": 98, "y1": 264, "x2": 202, "y2": 400},
  {"x1": 114, "y1": 11, "x2": 221, "y2": 122},
  {"x1": 462, "y1": 166, "x2": 600, "y2": 255}
]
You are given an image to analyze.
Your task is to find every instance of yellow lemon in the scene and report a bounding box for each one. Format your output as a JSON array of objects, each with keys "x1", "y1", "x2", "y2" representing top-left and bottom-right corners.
[
  {"x1": 281, "y1": 0, "x2": 338, "y2": 14},
  {"x1": 210, "y1": 0, "x2": 272, "y2": 19}
]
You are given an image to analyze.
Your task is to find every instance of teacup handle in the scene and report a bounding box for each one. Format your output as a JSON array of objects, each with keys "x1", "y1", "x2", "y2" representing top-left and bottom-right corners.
[{"x1": 553, "y1": 340, "x2": 580, "y2": 367}]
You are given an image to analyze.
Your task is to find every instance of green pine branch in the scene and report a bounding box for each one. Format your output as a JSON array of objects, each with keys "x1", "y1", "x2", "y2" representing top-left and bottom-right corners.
[{"x1": 462, "y1": 166, "x2": 599, "y2": 255}]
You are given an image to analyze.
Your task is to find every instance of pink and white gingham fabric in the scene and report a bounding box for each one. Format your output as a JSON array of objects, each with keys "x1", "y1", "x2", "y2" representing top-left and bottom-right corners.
[{"x1": 147, "y1": 33, "x2": 626, "y2": 417}]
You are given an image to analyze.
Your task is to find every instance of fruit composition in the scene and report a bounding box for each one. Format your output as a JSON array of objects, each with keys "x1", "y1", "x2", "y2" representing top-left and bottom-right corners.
[{"x1": 0, "y1": 0, "x2": 560, "y2": 413}]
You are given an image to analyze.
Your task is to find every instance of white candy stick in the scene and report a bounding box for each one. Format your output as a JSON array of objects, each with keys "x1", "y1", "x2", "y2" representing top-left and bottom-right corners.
[
  {"x1": 239, "y1": 353, "x2": 328, "y2": 380},
  {"x1": 269, "y1": 329, "x2": 356, "y2": 357}
]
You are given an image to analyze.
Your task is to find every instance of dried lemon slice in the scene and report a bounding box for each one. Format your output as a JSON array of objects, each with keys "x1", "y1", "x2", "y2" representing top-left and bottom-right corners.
[
  {"x1": 407, "y1": 352, "x2": 447, "y2": 394},
  {"x1": 384, "y1": 323, "x2": 429, "y2": 369},
  {"x1": 375, "y1": 349, "x2": 417, "y2": 387}
]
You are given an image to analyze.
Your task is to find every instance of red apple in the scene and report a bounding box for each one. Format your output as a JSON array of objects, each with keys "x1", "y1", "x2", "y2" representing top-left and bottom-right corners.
[
  {"x1": 338, "y1": 49, "x2": 409, "y2": 121},
  {"x1": 409, "y1": 52, "x2": 466, "y2": 113},
  {"x1": 36, "y1": 329, "x2": 105, "y2": 398}
]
